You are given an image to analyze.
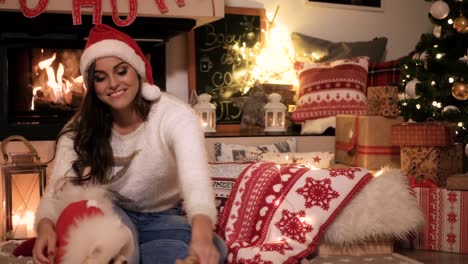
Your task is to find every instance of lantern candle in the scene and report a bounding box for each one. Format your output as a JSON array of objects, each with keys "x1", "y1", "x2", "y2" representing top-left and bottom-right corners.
[
  {"x1": 264, "y1": 93, "x2": 287, "y2": 132},
  {"x1": 194, "y1": 93, "x2": 216, "y2": 133}
]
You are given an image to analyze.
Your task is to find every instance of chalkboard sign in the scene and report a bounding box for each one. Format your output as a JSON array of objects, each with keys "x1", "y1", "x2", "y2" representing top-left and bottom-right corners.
[{"x1": 188, "y1": 7, "x2": 266, "y2": 125}]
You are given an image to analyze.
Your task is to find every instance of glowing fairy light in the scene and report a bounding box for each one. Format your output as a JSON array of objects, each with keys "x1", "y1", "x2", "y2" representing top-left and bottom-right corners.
[
  {"x1": 250, "y1": 23, "x2": 297, "y2": 85},
  {"x1": 274, "y1": 164, "x2": 283, "y2": 208},
  {"x1": 374, "y1": 169, "x2": 383, "y2": 177},
  {"x1": 416, "y1": 104, "x2": 421, "y2": 109},
  {"x1": 310, "y1": 52, "x2": 324, "y2": 61}
]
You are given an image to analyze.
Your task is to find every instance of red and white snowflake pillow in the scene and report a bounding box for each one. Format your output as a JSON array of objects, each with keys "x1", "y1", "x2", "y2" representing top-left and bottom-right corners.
[
  {"x1": 291, "y1": 56, "x2": 369, "y2": 123},
  {"x1": 256, "y1": 152, "x2": 335, "y2": 169},
  {"x1": 217, "y1": 162, "x2": 373, "y2": 263}
]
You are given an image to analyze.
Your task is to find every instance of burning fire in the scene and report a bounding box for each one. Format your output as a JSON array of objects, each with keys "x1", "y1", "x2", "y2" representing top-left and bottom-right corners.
[{"x1": 31, "y1": 50, "x2": 84, "y2": 110}]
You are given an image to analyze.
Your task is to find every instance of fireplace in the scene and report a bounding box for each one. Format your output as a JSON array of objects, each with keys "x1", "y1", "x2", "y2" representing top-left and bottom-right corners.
[{"x1": 0, "y1": 12, "x2": 196, "y2": 140}]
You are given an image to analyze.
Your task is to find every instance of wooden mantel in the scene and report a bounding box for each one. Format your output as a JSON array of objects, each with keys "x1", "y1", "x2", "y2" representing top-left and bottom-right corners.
[{"x1": 0, "y1": 0, "x2": 224, "y2": 28}]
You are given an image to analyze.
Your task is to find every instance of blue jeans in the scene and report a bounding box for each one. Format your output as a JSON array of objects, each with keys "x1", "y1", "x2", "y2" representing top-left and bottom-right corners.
[{"x1": 116, "y1": 204, "x2": 227, "y2": 264}]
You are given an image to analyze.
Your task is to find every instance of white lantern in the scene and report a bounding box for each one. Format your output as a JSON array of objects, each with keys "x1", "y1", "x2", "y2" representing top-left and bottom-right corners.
[
  {"x1": 264, "y1": 93, "x2": 287, "y2": 132},
  {"x1": 1, "y1": 136, "x2": 47, "y2": 240},
  {"x1": 194, "y1": 93, "x2": 216, "y2": 133}
]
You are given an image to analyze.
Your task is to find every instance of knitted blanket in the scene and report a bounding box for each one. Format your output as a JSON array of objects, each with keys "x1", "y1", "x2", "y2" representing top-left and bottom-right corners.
[{"x1": 217, "y1": 162, "x2": 373, "y2": 264}]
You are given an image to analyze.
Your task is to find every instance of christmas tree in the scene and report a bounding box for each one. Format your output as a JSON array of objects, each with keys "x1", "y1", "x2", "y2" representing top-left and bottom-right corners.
[{"x1": 399, "y1": 0, "x2": 468, "y2": 145}]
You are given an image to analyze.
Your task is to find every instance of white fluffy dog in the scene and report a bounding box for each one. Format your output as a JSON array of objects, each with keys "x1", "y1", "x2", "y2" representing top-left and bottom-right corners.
[{"x1": 51, "y1": 183, "x2": 135, "y2": 264}]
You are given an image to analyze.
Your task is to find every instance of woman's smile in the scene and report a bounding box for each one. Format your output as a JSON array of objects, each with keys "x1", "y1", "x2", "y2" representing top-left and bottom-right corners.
[{"x1": 108, "y1": 88, "x2": 127, "y2": 97}]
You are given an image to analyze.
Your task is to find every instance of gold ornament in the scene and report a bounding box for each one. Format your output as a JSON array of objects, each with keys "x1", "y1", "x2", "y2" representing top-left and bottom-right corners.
[
  {"x1": 452, "y1": 82, "x2": 468, "y2": 100},
  {"x1": 454, "y1": 16, "x2": 468, "y2": 34}
]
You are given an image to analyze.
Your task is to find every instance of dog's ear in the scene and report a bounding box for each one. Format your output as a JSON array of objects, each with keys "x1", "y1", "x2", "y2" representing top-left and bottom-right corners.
[{"x1": 119, "y1": 224, "x2": 135, "y2": 258}]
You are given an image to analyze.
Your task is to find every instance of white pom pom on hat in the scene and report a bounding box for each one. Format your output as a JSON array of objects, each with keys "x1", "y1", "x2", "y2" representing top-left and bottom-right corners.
[{"x1": 80, "y1": 24, "x2": 161, "y2": 101}]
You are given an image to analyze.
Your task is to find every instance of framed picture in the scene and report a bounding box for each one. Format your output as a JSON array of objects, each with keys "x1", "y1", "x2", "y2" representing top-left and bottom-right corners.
[
  {"x1": 187, "y1": 7, "x2": 266, "y2": 125},
  {"x1": 306, "y1": 0, "x2": 383, "y2": 12}
]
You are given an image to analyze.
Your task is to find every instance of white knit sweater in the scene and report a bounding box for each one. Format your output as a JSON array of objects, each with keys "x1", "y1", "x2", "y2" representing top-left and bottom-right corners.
[{"x1": 35, "y1": 93, "x2": 217, "y2": 227}]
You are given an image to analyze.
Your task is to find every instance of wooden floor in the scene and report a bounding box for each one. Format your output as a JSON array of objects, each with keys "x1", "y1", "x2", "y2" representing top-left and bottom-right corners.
[{"x1": 396, "y1": 248, "x2": 468, "y2": 264}]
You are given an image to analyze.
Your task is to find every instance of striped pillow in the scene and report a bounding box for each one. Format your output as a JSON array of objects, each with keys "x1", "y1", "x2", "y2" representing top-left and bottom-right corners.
[{"x1": 292, "y1": 56, "x2": 369, "y2": 122}]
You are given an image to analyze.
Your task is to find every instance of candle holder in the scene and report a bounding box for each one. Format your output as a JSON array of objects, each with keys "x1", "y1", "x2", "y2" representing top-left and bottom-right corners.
[
  {"x1": 194, "y1": 93, "x2": 216, "y2": 133},
  {"x1": 1, "y1": 135, "x2": 47, "y2": 240},
  {"x1": 264, "y1": 93, "x2": 287, "y2": 132}
]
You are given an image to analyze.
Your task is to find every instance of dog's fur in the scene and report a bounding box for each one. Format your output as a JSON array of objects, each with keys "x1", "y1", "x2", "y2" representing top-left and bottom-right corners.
[
  {"x1": 53, "y1": 183, "x2": 135, "y2": 264},
  {"x1": 175, "y1": 255, "x2": 199, "y2": 264}
]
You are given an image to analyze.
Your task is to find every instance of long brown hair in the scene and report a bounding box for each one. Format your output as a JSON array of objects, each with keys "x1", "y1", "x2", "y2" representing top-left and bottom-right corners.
[{"x1": 59, "y1": 61, "x2": 153, "y2": 184}]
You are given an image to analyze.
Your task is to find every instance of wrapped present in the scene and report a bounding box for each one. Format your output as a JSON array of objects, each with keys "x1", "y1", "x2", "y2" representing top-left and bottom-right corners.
[
  {"x1": 318, "y1": 240, "x2": 393, "y2": 256},
  {"x1": 367, "y1": 86, "x2": 399, "y2": 117},
  {"x1": 411, "y1": 187, "x2": 468, "y2": 254},
  {"x1": 401, "y1": 144, "x2": 463, "y2": 186},
  {"x1": 392, "y1": 122, "x2": 457, "y2": 147},
  {"x1": 335, "y1": 115, "x2": 403, "y2": 169},
  {"x1": 446, "y1": 174, "x2": 468, "y2": 190}
]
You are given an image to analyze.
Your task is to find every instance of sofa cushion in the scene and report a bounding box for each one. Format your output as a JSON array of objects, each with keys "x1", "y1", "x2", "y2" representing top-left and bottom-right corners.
[
  {"x1": 291, "y1": 32, "x2": 388, "y2": 63},
  {"x1": 291, "y1": 57, "x2": 369, "y2": 123},
  {"x1": 209, "y1": 162, "x2": 253, "y2": 216},
  {"x1": 256, "y1": 151, "x2": 335, "y2": 168},
  {"x1": 367, "y1": 58, "x2": 404, "y2": 87},
  {"x1": 214, "y1": 138, "x2": 297, "y2": 162}
]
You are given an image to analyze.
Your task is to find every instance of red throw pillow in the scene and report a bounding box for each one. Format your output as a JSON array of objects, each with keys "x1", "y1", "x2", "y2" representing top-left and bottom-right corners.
[
  {"x1": 367, "y1": 57, "x2": 405, "y2": 87},
  {"x1": 292, "y1": 56, "x2": 369, "y2": 122}
]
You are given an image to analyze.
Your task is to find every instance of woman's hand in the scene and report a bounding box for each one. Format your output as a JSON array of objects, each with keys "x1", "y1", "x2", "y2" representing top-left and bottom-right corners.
[
  {"x1": 33, "y1": 218, "x2": 57, "y2": 264},
  {"x1": 189, "y1": 214, "x2": 219, "y2": 264}
]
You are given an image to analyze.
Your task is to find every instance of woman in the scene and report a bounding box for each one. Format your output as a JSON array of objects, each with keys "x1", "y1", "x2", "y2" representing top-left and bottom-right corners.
[{"x1": 32, "y1": 24, "x2": 226, "y2": 264}]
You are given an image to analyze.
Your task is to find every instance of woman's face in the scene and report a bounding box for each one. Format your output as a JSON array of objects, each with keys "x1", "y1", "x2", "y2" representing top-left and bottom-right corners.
[{"x1": 93, "y1": 56, "x2": 140, "y2": 113}]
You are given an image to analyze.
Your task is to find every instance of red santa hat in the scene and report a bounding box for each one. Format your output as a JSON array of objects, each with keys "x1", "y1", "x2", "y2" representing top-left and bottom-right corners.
[
  {"x1": 54, "y1": 200, "x2": 104, "y2": 263},
  {"x1": 80, "y1": 24, "x2": 161, "y2": 101}
]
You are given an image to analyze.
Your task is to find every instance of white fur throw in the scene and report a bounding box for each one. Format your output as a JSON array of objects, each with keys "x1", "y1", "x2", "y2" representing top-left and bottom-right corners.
[{"x1": 322, "y1": 167, "x2": 425, "y2": 245}]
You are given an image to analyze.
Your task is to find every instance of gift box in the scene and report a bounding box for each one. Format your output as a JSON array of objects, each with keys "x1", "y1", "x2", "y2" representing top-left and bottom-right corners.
[
  {"x1": 367, "y1": 86, "x2": 399, "y2": 117},
  {"x1": 446, "y1": 174, "x2": 468, "y2": 191},
  {"x1": 401, "y1": 144, "x2": 463, "y2": 186},
  {"x1": 392, "y1": 122, "x2": 457, "y2": 147},
  {"x1": 335, "y1": 115, "x2": 403, "y2": 170},
  {"x1": 411, "y1": 187, "x2": 468, "y2": 254}
]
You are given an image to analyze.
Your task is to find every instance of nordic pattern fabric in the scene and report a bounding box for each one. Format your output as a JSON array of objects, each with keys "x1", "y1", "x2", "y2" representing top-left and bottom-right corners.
[
  {"x1": 217, "y1": 162, "x2": 373, "y2": 263},
  {"x1": 209, "y1": 162, "x2": 253, "y2": 217},
  {"x1": 292, "y1": 57, "x2": 369, "y2": 122},
  {"x1": 256, "y1": 152, "x2": 335, "y2": 169}
]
